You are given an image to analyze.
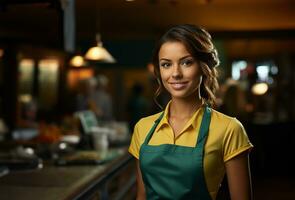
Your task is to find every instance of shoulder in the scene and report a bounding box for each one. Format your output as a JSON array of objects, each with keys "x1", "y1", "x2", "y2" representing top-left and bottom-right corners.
[
  {"x1": 205, "y1": 108, "x2": 252, "y2": 162},
  {"x1": 210, "y1": 108, "x2": 233, "y2": 121},
  {"x1": 210, "y1": 108, "x2": 251, "y2": 143},
  {"x1": 135, "y1": 111, "x2": 163, "y2": 130},
  {"x1": 209, "y1": 108, "x2": 247, "y2": 138},
  {"x1": 132, "y1": 111, "x2": 163, "y2": 142},
  {"x1": 209, "y1": 108, "x2": 238, "y2": 129},
  {"x1": 129, "y1": 112, "x2": 163, "y2": 159}
]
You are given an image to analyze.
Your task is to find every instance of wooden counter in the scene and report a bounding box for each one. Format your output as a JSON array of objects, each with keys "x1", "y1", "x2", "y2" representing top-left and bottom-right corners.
[{"x1": 0, "y1": 149, "x2": 135, "y2": 200}]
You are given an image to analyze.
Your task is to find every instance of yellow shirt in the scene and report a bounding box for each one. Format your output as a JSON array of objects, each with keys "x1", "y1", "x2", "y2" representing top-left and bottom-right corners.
[{"x1": 129, "y1": 102, "x2": 253, "y2": 200}]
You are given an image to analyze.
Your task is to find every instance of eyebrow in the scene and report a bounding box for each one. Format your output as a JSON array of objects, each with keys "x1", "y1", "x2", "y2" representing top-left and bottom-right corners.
[{"x1": 159, "y1": 55, "x2": 193, "y2": 62}]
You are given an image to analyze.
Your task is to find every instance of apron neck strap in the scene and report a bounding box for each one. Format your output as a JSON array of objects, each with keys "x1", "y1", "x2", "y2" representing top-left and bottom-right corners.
[
  {"x1": 196, "y1": 106, "x2": 211, "y2": 146},
  {"x1": 143, "y1": 112, "x2": 164, "y2": 145},
  {"x1": 143, "y1": 106, "x2": 211, "y2": 146}
]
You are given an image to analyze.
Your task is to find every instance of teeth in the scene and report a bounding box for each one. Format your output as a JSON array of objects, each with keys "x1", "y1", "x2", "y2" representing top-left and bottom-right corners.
[{"x1": 170, "y1": 82, "x2": 187, "y2": 89}]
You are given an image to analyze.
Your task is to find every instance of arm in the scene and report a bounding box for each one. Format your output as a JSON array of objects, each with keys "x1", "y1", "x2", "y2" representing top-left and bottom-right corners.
[
  {"x1": 225, "y1": 152, "x2": 253, "y2": 200},
  {"x1": 136, "y1": 160, "x2": 146, "y2": 200}
]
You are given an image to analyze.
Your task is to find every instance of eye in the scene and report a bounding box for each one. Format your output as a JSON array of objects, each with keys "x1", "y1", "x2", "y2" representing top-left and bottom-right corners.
[
  {"x1": 180, "y1": 59, "x2": 194, "y2": 67},
  {"x1": 160, "y1": 62, "x2": 172, "y2": 68}
]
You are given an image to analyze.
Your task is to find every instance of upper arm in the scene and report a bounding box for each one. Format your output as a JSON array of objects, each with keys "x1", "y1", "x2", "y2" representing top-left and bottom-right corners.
[
  {"x1": 225, "y1": 152, "x2": 253, "y2": 200},
  {"x1": 129, "y1": 121, "x2": 142, "y2": 159},
  {"x1": 222, "y1": 118, "x2": 253, "y2": 200},
  {"x1": 223, "y1": 118, "x2": 253, "y2": 162},
  {"x1": 136, "y1": 160, "x2": 146, "y2": 200}
]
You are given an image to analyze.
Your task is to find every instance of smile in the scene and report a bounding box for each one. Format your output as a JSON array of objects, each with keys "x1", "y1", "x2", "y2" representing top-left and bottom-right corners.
[{"x1": 169, "y1": 82, "x2": 189, "y2": 90}]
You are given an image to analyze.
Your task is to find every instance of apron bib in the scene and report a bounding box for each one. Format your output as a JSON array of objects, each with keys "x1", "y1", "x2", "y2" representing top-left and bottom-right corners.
[{"x1": 139, "y1": 106, "x2": 212, "y2": 200}]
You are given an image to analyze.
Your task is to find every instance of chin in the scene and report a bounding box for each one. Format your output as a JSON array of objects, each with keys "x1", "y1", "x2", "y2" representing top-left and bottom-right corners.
[
  {"x1": 170, "y1": 91, "x2": 193, "y2": 99},
  {"x1": 168, "y1": 88, "x2": 199, "y2": 100}
]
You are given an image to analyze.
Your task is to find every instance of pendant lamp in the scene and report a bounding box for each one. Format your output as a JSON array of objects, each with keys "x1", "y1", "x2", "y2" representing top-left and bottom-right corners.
[{"x1": 85, "y1": 33, "x2": 116, "y2": 63}]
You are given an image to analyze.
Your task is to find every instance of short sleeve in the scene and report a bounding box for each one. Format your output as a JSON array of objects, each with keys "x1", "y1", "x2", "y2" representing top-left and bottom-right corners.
[
  {"x1": 223, "y1": 118, "x2": 253, "y2": 162},
  {"x1": 128, "y1": 121, "x2": 141, "y2": 159}
]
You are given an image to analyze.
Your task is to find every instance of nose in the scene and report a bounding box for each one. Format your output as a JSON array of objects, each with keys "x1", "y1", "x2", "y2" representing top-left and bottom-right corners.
[{"x1": 172, "y1": 64, "x2": 183, "y2": 79}]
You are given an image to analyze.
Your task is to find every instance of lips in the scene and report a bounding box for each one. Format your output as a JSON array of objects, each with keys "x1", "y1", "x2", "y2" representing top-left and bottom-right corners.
[{"x1": 169, "y1": 81, "x2": 189, "y2": 90}]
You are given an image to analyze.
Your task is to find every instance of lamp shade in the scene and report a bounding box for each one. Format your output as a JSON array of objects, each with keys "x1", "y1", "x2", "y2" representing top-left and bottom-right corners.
[{"x1": 85, "y1": 41, "x2": 116, "y2": 63}]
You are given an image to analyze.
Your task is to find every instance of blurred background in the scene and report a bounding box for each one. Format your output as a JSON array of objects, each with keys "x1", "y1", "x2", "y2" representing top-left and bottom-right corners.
[{"x1": 0, "y1": 0, "x2": 295, "y2": 199}]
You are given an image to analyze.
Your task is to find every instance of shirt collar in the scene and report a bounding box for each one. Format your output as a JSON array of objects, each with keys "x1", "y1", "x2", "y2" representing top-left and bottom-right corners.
[
  {"x1": 154, "y1": 101, "x2": 171, "y2": 132},
  {"x1": 154, "y1": 101, "x2": 204, "y2": 133},
  {"x1": 184, "y1": 106, "x2": 204, "y2": 131}
]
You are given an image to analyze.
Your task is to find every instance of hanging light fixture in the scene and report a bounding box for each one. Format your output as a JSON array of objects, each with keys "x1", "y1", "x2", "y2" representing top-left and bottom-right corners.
[
  {"x1": 85, "y1": 34, "x2": 116, "y2": 63},
  {"x1": 85, "y1": 1, "x2": 116, "y2": 63}
]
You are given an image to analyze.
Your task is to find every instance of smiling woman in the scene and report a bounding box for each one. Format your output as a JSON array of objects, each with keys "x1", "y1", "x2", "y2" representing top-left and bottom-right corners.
[
  {"x1": 128, "y1": 24, "x2": 253, "y2": 200},
  {"x1": 158, "y1": 41, "x2": 203, "y2": 100},
  {"x1": 153, "y1": 24, "x2": 219, "y2": 109}
]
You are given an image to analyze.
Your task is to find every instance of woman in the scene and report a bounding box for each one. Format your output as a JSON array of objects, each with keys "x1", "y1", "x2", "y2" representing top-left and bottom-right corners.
[{"x1": 129, "y1": 24, "x2": 253, "y2": 200}]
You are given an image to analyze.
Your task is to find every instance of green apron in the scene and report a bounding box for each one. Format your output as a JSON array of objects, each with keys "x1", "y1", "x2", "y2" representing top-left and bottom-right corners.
[{"x1": 139, "y1": 106, "x2": 212, "y2": 200}]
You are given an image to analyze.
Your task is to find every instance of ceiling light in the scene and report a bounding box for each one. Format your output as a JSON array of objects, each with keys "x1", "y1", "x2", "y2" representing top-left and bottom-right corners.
[{"x1": 85, "y1": 34, "x2": 116, "y2": 63}]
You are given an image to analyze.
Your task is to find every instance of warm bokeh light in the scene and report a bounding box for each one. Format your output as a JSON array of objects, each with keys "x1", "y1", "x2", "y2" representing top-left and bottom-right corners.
[
  {"x1": 38, "y1": 59, "x2": 59, "y2": 109},
  {"x1": 251, "y1": 82, "x2": 268, "y2": 95},
  {"x1": 67, "y1": 68, "x2": 94, "y2": 90},
  {"x1": 70, "y1": 55, "x2": 85, "y2": 67},
  {"x1": 18, "y1": 59, "x2": 35, "y2": 95},
  {"x1": 0, "y1": 49, "x2": 4, "y2": 58},
  {"x1": 39, "y1": 59, "x2": 59, "y2": 71},
  {"x1": 19, "y1": 94, "x2": 32, "y2": 103},
  {"x1": 19, "y1": 59, "x2": 34, "y2": 67},
  {"x1": 147, "y1": 63, "x2": 154, "y2": 74}
]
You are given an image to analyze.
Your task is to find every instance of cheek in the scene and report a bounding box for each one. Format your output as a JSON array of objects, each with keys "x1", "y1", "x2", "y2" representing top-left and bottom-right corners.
[
  {"x1": 160, "y1": 75, "x2": 172, "y2": 92},
  {"x1": 187, "y1": 70, "x2": 202, "y2": 86},
  {"x1": 159, "y1": 69, "x2": 167, "y2": 86},
  {"x1": 195, "y1": 74, "x2": 202, "y2": 84},
  {"x1": 159, "y1": 69, "x2": 169, "y2": 81},
  {"x1": 185, "y1": 67, "x2": 201, "y2": 79}
]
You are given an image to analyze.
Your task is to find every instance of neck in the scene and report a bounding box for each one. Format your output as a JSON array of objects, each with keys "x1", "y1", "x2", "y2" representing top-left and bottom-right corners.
[{"x1": 169, "y1": 97, "x2": 203, "y2": 118}]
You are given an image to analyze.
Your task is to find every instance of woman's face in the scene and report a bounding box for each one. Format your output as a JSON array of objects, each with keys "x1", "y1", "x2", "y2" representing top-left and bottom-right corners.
[{"x1": 158, "y1": 41, "x2": 202, "y2": 100}]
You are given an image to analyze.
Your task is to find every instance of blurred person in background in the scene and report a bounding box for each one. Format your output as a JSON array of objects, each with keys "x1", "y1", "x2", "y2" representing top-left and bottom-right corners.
[
  {"x1": 90, "y1": 75, "x2": 113, "y2": 121},
  {"x1": 129, "y1": 24, "x2": 253, "y2": 200},
  {"x1": 127, "y1": 82, "x2": 149, "y2": 131},
  {"x1": 75, "y1": 75, "x2": 113, "y2": 121},
  {"x1": 219, "y1": 79, "x2": 251, "y2": 124},
  {"x1": 18, "y1": 95, "x2": 38, "y2": 128},
  {"x1": 75, "y1": 79, "x2": 91, "y2": 112}
]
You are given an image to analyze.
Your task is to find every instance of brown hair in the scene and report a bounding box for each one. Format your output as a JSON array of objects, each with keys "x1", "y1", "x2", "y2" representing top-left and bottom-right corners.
[{"x1": 152, "y1": 24, "x2": 219, "y2": 107}]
